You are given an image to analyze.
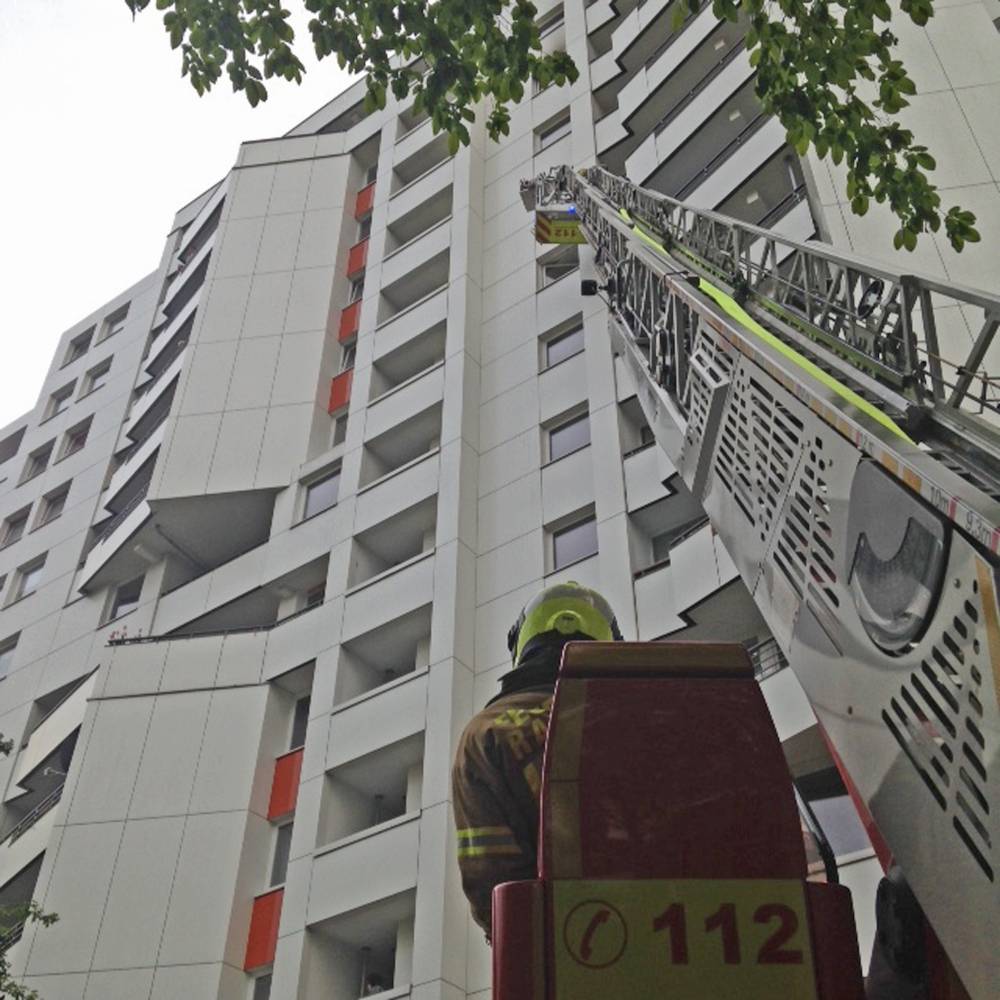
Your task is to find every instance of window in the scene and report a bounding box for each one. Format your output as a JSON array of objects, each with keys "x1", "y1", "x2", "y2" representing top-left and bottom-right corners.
[
  {"x1": 38, "y1": 484, "x2": 70, "y2": 526},
  {"x1": 548, "y1": 413, "x2": 591, "y2": 463},
  {"x1": 100, "y1": 308, "x2": 128, "y2": 342},
  {"x1": 45, "y1": 382, "x2": 75, "y2": 420},
  {"x1": 63, "y1": 328, "x2": 94, "y2": 366},
  {"x1": 270, "y1": 823, "x2": 293, "y2": 886},
  {"x1": 1, "y1": 508, "x2": 30, "y2": 548},
  {"x1": 0, "y1": 427, "x2": 25, "y2": 467},
  {"x1": 536, "y1": 112, "x2": 571, "y2": 152},
  {"x1": 366, "y1": 165, "x2": 379, "y2": 186},
  {"x1": 544, "y1": 324, "x2": 584, "y2": 369},
  {"x1": 349, "y1": 276, "x2": 365, "y2": 303},
  {"x1": 340, "y1": 344, "x2": 357, "y2": 372},
  {"x1": 252, "y1": 975, "x2": 272, "y2": 1000},
  {"x1": 538, "y1": 244, "x2": 579, "y2": 288},
  {"x1": 291, "y1": 696, "x2": 311, "y2": 749},
  {"x1": 552, "y1": 514, "x2": 598, "y2": 569},
  {"x1": 60, "y1": 418, "x2": 91, "y2": 460},
  {"x1": 303, "y1": 469, "x2": 340, "y2": 520},
  {"x1": 305, "y1": 584, "x2": 326, "y2": 610},
  {"x1": 21, "y1": 442, "x2": 54, "y2": 483},
  {"x1": 82, "y1": 359, "x2": 112, "y2": 395},
  {"x1": 107, "y1": 576, "x2": 143, "y2": 621},
  {"x1": 358, "y1": 216, "x2": 372, "y2": 241},
  {"x1": 332, "y1": 415, "x2": 348, "y2": 447},
  {"x1": 0, "y1": 634, "x2": 18, "y2": 681},
  {"x1": 12, "y1": 557, "x2": 46, "y2": 602}
]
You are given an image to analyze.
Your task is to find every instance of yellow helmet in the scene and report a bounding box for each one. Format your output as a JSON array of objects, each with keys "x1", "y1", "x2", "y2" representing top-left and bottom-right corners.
[{"x1": 506, "y1": 581, "x2": 622, "y2": 667}]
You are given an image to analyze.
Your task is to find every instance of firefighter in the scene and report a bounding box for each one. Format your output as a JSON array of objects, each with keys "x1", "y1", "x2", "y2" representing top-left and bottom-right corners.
[{"x1": 451, "y1": 581, "x2": 623, "y2": 937}]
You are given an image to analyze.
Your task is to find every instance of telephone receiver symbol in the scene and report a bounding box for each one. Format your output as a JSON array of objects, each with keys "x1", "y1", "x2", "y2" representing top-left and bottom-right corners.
[{"x1": 580, "y1": 908, "x2": 611, "y2": 961}]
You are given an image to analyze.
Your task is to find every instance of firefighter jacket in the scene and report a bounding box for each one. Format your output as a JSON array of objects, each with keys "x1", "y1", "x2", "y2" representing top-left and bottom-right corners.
[{"x1": 452, "y1": 653, "x2": 560, "y2": 937}]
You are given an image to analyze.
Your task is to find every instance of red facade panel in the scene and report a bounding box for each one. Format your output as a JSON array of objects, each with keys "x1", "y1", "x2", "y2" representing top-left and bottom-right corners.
[
  {"x1": 355, "y1": 182, "x2": 376, "y2": 219},
  {"x1": 244, "y1": 888, "x2": 283, "y2": 970},
  {"x1": 267, "y1": 747, "x2": 303, "y2": 820},
  {"x1": 346, "y1": 238, "x2": 369, "y2": 277},
  {"x1": 328, "y1": 369, "x2": 353, "y2": 414},
  {"x1": 338, "y1": 299, "x2": 362, "y2": 343}
]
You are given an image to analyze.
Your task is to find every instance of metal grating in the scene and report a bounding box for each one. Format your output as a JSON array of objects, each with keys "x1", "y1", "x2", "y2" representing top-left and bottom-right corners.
[
  {"x1": 882, "y1": 582, "x2": 994, "y2": 882},
  {"x1": 684, "y1": 333, "x2": 732, "y2": 454}
]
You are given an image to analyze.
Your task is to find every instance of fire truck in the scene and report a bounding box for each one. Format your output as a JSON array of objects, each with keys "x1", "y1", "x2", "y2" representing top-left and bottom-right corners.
[{"x1": 491, "y1": 166, "x2": 1000, "y2": 999}]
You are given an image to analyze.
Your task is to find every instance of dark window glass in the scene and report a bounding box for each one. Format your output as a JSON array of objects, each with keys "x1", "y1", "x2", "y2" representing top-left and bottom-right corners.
[
  {"x1": 0, "y1": 635, "x2": 18, "y2": 680},
  {"x1": 304, "y1": 471, "x2": 340, "y2": 519},
  {"x1": 271, "y1": 823, "x2": 293, "y2": 885},
  {"x1": 2, "y1": 511, "x2": 28, "y2": 547},
  {"x1": 553, "y1": 516, "x2": 598, "y2": 569},
  {"x1": 549, "y1": 414, "x2": 590, "y2": 462},
  {"x1": 291, "y1": 696, "x2": 311, "y2": 749},
  {"x1": 545, "y1": 325, "x2": 584, "y2": 368},
  {"x1": 16, "y1": 560, "x2": 45, "y2": 599},
  {"x1": 110, "y1": 576, "x2": 144, "y2": 620},
  {"x1": 253, "y1": 975, "x2": 272, "y2": 1000}
]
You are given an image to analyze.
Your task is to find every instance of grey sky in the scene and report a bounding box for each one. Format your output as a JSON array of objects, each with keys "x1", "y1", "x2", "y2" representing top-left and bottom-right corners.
[{"x1": 0, "y1": 0, "x2": 355, "y2": 429}]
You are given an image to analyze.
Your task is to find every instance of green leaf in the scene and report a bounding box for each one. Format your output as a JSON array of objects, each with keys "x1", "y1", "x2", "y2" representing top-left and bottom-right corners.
[{"x1": 447, "y1": 130, "x2": 460, "y2": 156}]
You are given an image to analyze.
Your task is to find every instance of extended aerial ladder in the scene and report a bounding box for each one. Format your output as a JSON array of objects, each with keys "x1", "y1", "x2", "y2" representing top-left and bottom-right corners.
[{"x1": 514, "y1": 166, "x2": 1000, "y2": 998}]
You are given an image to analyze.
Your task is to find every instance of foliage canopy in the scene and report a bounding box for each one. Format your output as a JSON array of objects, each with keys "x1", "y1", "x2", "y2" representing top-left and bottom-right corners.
[{"x1": 127, "y1": 0, "x2": 978, "y2": 250}]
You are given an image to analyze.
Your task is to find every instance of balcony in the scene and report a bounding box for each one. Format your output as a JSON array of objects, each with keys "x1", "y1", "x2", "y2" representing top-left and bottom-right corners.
[
  {"x1": 372, "y1": 287, "x2": 447, "y2": 361},
  {"x1": 356, "y1": 450, "x2": 440, "y2": 539},
  {"x1": 334, "y1": 604, "x2": 431, "y2": 707},
  {"x1": 126, "y1": 353, "x2": 185, "y2": 437},
  {"x1": 391, "y1": 132, "x2": 450, "y2": 193},
  {"x1": 338, "y1": 299, "x2": 362, "y2": 344},
  {"x1": 634, "y1": 559, "x2": 685, "y2": 639},
  {"x1": 369, "y1": 321, "x2": 446, "y2": 402},
  {"x1": 79, "y1": 483, "x2": 153, "y2": 589},
  {"x1": 328, "y1": 369, "x2": 353, "y2": 414},
  {"x1": 361, "y1": 395, "x2": 442, "y2": 483},
  {"x1": 310, "y1": 817, "x2": 419, "y2": 926},
  {"x1": 245, "y1": 887, "x2": 283, "y2": 970},
  {"x1": 354, "y1": 181, "x2": 376, "y2": 219},
  {"x1": 380, "y1": 219, "x2": 451, "y2": 291},
  {"x1": 346, "y1": 238, "x2": 369, "y2": 278},
  {"x1": 342, "y1": 550, "x2": 434, "y2": 642},
  {"x1": 347, "y1": 496, "x2": 437, "y2": 592},
  {"x1": 386, "y1": 164, "x2": 453, "y2": 233},
  {"x1": 623, "y1": 442, "x2": 676, "y2": 511},
  {"x1": 376, "y1": 251, "x2": 449, "y2": 328},
  {"x1": 104, "y1": 424, "x2": 165, "y2": 506}
]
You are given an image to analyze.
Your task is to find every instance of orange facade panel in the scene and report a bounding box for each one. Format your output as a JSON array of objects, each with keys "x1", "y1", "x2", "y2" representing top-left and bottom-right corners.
[
  {"x1": 346, "y1": 238, "x2": 369, "y2": 277},
  {"x1": 338, "y1": 299, "x2": 361, "y2": 343},
  {"x1": 355, "y1": 181, "x2": 376, "y2": 219},
  {"x1": 328, "y1": 368, "x2": 353, "y2": 414},
  {"x1": 244, "y1": 888, "x2": 283, "y2": 970},
  {"x1": 267, "y1": 747, "x2": 303, "y2": 820}
]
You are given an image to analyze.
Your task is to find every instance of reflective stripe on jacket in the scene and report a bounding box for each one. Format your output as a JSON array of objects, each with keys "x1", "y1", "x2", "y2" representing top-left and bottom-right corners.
[{"x1": 452, "y1": 687, "x2": 553, "y2": 936}]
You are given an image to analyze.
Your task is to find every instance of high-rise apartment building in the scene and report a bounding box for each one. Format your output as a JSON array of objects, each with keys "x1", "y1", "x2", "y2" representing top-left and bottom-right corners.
[{"x1": 1, "y1": 1, "x2": 997, "y2": 997}]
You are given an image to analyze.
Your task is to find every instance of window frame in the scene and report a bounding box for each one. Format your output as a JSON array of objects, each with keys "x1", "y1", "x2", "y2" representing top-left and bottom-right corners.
[
  {"x1": 546, "y1": 411, "x2": 591, "y2": 464},
  {"x1": 20, "y1": 442, "x2": 54, "y2": 484},
  {"x1": 0, "y1": 633, "x2": 18, "y2": 681},
  {"x1": 1, "y1": 507, "x2": 31, "y2": 548},
  {"x1": 62, "y1": 328, "x2": 94, "y2": 367},
  {"x1": 302, "y1": 468, "x2": 341, "y2": 521},
  {"x1": 551, "y1": 512, "x2": 599, "y2": 571},
  {"x1": 12, "y1": 556, "x2": 46, "y2": 603},
  {"x1": 37, "y1": 484, "x2": 70, "y2": 527},
  {"x1": 81, "y1": 358, "x2": 112, "y2": 397},
  {"x1": 536, "y1": 112, "x2": 572, "y2": 152},
  {"x1": 59, "y1": 418, "x2": 92, "y2": 460},
  {"x1": 45, "y1": 381, "x2": 76, "y2": 421},
  {"x1": 542, "y1": 323, "x2": 585, "y2": 370},
  {"x1": 98, "y1": 308, "x2": 128, "y2": 343},
  {"x1": 106, "y1": 575, "x2": 144, "y2": 623},
  {"x1": 270, "y1": 822, "x2": 294, "y2": 887},
  {"x1": 537, "y1": 244, "x2": 579, "y2": 289}
]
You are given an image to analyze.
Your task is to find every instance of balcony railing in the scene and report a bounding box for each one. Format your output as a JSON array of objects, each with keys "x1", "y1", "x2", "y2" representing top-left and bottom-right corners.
[
  {"x1": 675, "y1": 111, "x2": 768, "y2": 200},
  {"x1": 4, "y1": 783, "x2": 64, "y2": 846},
  {"x1": 0, "y1": 920, "x2": 25, "y2": 953},
  {"x1": 355, "y1": 181, "x2": 376, "y2": 219},
  {"x1": 328, "y1": 368, "x2": 354, "y2": 414},
  {"x1": 346, "y1": 238, "x2": 369, "y2": 277},
  {"x1": 339, "y1": 299, "x2": 362, "y2": 343},
  {"x1": 653, "y1": 36, "x2": 746, "y2": 138},
  {"x1": 93, "y1": 481, "x2": 151, "y2": 544},
  {"x1": 632, "y1": 515, "x2": 711, "y2": 579},
  {"x1": 106, "y1": 599, "x2": 321, "y2": 646}
]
